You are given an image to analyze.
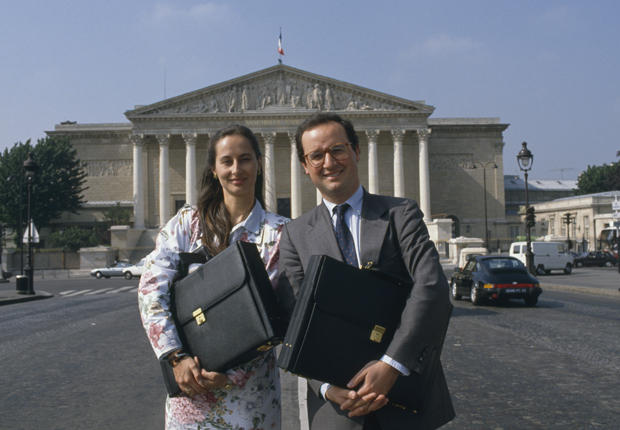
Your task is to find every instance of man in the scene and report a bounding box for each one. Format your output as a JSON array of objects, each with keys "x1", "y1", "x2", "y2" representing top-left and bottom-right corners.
[{"x1": 278, "y1": 113, "x2": 455, "y2": 429}]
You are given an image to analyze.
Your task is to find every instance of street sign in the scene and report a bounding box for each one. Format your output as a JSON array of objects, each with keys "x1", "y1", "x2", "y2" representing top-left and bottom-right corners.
[{"x1": 22, "y1": 220, "x2": 40, "y2": 244}]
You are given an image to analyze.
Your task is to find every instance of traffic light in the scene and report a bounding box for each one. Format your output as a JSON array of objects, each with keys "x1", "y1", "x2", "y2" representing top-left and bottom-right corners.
[{"x1": 526, "y1": 206, "x2": 536, "y2": 228}]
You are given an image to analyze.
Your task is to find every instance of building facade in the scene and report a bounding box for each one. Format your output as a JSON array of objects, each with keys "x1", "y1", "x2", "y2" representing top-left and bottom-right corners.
[
  {"x1": 47, "y1": 64, "x2": 511, "y2": 252},
  {"x1": 504, "y1": 175, "x2": 577, "y2": 243},
  {"x1": 531, "y1": 191, "x2": 620, "y2": 252}
]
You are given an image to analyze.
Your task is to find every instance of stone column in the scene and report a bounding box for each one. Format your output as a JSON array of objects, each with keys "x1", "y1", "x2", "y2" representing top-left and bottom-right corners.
[
  {"x1": 417, "y1": 128, "x2": 432, "y2": 223},
  {"x1": 157, "y1": 134, "x2": 171, "y2": 227},
  {"x1": 288, "y1": 132, "x2": 302, "y2": 218},
  {"x1": 182, "y1": 132, "x2": 198, "y2": 206},
  {"x1": 262, "y1": 132, "x2": 277, "y2": 213},
  {"x1": 366, "y1": 129, "x2": 380, "y2": 194},
  {"x1": 392, "y1": 129, "x2": 406, "y2": 197},
  {"x1": 130, "y1": 134, "x2": 145, "y2": 229}
]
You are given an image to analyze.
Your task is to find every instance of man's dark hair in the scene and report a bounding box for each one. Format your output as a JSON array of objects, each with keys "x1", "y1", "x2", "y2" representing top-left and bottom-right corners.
[{"x1": 294, "y1": 113, "x2": 359, "y2": 163}]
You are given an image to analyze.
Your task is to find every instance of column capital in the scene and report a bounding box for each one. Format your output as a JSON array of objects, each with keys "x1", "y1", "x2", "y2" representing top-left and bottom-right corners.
[
  {"x1": 416, "y1": 128, "x2": 432, "y2": 140},
  {"x1": 182, "y1": 132, "x2": 198, "y2": 146},
  {"x1": 365, "y1": 129, "x2": 380, "y2": 142},
  {"x1": 391, "y1": 129, "x2": 406, "y2": 142},
  {"x1": 129, "y1": 133, "x2": 144, "y2": 146},
  {"x1": 156, "y1": 134, "x2": 170, "y2": 146},
  {"x1": 262, "y1": 132, "x2": 277, "y2": 144}
]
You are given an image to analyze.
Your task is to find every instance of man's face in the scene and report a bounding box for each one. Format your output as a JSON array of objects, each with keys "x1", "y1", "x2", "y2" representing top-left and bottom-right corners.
[{"x1": 301, "y1": 121, "x2": 360, "y2": 204}]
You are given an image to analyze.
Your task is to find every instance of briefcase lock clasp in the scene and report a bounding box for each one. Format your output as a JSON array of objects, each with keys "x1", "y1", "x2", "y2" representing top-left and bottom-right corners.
[
  {"x1": 192, "y1": 308, "x2": 206, "y2": 326},
  {"x1": 256, "y1": 341, "x2": 274, "y2": 352},
  {"x1": 370, "y1": 325, "x2": 386, "y2": 343}
]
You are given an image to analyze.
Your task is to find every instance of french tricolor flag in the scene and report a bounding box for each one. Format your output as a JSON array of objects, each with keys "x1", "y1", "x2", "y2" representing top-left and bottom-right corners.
[{"x1": 278, "y1": 29, "x2": 285, "y2": 56}]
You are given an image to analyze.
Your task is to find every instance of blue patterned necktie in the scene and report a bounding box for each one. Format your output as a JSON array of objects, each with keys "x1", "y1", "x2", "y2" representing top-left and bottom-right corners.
[{"x1": 333, "y1": 204, "x2": 359, "y2": 267}]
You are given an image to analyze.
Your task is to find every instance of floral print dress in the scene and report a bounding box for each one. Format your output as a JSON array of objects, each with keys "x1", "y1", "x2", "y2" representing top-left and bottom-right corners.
[{"x1": 138, "y1": 201, "x2": 288, "y2": 430}]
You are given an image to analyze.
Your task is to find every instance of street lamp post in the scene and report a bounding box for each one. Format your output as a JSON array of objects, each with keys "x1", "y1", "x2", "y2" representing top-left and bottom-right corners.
[
  {"x1": 23, "y1": 153, "x2": 38, "y2": 295},
  {"x1": 517, "y1": 142, "x2": 535, "y2": 275},
  {"x1": 466, "y1": 161, "x2": 498, "y2": 250}
]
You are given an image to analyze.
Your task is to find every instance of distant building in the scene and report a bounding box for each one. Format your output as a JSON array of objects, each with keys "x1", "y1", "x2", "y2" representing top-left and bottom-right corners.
[
  {"x1": 504, "y1": 175, "x2": 577, "y2": 243},
  {"x1": 532, "y1": 191, "x2": 620, "y2": 252},
  {"x1": 46, "y1": 64, "x2": 512, "y2": 254}
]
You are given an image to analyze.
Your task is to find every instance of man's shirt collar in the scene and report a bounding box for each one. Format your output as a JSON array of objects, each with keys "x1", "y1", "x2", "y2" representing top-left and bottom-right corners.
[{"x1": 323, "y1": 185, "x2": 364, "y2": 215}]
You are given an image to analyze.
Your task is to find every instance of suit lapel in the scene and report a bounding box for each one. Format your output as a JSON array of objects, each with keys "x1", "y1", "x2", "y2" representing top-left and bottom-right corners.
[
  {"x1": 306, "y1": 203, "x2": 343, "y2": 261},
  {"x1": 360, "y1": 192, "x2": 390, "y2": 267}
]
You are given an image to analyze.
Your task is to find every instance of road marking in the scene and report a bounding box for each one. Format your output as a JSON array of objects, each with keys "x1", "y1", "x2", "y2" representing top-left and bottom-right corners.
[
  {"x1": 63, "y1": 289, "x2": 92, "y2": 297},
  {"x1": 105, "y1": 286, "x2": 135, "y2": 294},
  {"x1": 85, "y1": 288, "x2": 114, "y2": 295},
  {"x1": 59, "y1": 290, "x2": 76, "y2": 295},
  {"x1": 298, "y1": 377, "x2": 309, "y2": 430}
]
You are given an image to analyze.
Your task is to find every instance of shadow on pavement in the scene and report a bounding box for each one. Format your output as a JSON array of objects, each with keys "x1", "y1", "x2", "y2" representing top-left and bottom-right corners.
[{"x1": 451, "y1": 306, "x2": 499, "y2": 317}]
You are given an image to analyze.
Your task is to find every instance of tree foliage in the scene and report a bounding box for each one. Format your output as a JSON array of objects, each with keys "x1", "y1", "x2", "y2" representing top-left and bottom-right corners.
[
  {"x1": 0, "y1": 137, "x2": 87, "y2": 237},
  {"x1": 576, "y1": 162, "x2": 620, "y2": 195},
  {"x1": 47, "y1": 226, "x2": 99, "y2": 252},
  {"x1": 103, "y1": 202, "x2": 132, "y2": 225}
]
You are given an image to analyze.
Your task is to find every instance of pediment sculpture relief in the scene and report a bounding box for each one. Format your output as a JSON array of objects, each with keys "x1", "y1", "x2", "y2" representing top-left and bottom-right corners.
[{"x1": 143, "y1": 74, "x2": 416, "y2": 115}]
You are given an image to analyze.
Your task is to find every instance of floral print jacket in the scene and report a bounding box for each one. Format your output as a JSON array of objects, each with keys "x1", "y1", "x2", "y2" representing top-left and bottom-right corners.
[{"x1": 138, "y1": 201, "x2": 288, "y2": 361}]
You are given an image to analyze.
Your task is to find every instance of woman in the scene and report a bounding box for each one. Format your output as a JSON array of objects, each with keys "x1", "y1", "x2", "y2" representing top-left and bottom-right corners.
[{"x1": 138, "y1": 125, "x2": 289, "y2": 429}]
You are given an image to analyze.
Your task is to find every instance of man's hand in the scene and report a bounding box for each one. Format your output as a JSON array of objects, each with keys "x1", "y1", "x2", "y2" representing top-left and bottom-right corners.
[
  {"x1": 173, "y1": 356, "x2": 230, "y2": 397},
  {"x1": 344, "y1": 360, "x2": 399, "y2": 416},
  {"x1": 325, "y1": 385, "x2": 360, "y2": 409}
]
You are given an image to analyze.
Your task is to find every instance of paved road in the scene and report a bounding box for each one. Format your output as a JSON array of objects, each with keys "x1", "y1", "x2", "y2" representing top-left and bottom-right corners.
[
  {"x1": 443, "y1": 288, "x2": 620, "y2": 429},
  {"x1": 1, "y1": 273, "x2": 619, "y2": 429}
]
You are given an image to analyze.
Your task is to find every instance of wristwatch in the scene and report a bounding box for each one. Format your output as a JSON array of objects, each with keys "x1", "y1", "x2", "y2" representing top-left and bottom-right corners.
[{"x1": 167, "y1": 349, "x2": 191, "y2": 367}]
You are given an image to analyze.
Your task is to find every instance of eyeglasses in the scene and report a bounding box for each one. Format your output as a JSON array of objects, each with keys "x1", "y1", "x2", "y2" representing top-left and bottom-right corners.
[{"x1": 304, "y1": 143, "x2": 352, "y2": 168}]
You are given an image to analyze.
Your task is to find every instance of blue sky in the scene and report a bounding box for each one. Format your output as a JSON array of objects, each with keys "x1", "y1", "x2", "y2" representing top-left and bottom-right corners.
[{"x1": 1, "y1": 0, "x2": 618, "y2": 179}]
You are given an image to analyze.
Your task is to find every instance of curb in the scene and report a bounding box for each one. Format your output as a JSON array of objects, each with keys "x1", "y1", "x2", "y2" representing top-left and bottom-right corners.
[
  {"x1": 541, "y1": 283, "x2": 619, "y2": 298},
  {"x1": 0, "y1": 291, "x2": 54, "y2": 306}
]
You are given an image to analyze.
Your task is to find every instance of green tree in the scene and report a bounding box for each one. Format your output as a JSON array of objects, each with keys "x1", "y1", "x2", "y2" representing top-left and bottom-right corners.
[
  {"x1": 0, "y1": 137, "x2": 87, "y2": 239},
  {"x1": 47, "y1": 226, "x2": 99, "y2": 252},
  {"x1": 103, "y1": 202, "x2": 132, "y2": 225},
  {"x1": 576, "y1": 162, "x2": 620, "y2": 194}
]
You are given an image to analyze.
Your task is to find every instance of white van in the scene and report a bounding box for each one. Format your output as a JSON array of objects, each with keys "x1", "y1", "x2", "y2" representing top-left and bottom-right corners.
[{"x1": 509, "y1": 241, "x2": 574, "y2": 275}]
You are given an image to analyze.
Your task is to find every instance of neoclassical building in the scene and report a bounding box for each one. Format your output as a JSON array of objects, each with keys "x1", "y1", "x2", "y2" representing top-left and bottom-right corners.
[{"x1": 47, "y1": 64, "x2": 510, "y2": 255}]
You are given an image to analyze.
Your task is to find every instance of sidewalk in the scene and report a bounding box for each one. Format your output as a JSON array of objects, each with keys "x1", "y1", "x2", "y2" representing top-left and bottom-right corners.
[
  {"x1": 0, "y1": 281, "x2": 53, "y2": 305},
  {"x1": 0, "y1": 269, "x2": 91, "y2": 306}
]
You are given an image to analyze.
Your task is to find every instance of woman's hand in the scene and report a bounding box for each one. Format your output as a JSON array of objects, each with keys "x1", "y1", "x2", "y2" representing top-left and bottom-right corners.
[{"x1": 173, "y1": 356, "x2": 231, "y2": 397}]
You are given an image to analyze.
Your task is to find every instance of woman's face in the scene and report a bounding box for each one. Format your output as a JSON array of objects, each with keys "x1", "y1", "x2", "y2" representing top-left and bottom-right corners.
[{"x1": 212, "y1": 134, "x2": 259, "y2": 202}]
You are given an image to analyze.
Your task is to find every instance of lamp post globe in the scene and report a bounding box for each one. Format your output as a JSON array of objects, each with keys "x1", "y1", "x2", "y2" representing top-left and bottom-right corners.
[
  {"x1": 517, "y1": 142, "x2": 535, "y2": 275},
  {"x1": 23, "y1": 153, "x2": 38, "y2": 295},
  {"x1": 517, "y1": 141, "x2": 533, "y2": 171}
]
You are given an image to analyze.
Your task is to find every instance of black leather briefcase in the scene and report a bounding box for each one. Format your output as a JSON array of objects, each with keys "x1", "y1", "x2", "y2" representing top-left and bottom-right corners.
[
  {"x1": 160, "y1": 241, "x2": 285, "y2": 396},
  {"x1": 277, "y1": 255, "x2": 442, "y2": 413}
]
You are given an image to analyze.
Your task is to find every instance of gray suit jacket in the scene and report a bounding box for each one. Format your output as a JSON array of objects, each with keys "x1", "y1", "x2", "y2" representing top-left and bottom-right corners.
[{"x1": 278, "y1": 191, "x2": 455, "y2": 430}]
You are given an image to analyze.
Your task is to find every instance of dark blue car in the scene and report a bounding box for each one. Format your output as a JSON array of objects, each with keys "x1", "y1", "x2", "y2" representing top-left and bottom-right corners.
[{"x1": 450, "y1": 255, "x2": 542, "y2": 306}]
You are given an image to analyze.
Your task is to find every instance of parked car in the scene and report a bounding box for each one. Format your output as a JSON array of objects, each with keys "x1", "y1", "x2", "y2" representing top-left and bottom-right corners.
[
  {"x1": 121, "y1": 258, "x2": 146, "y2": 280},
  {"x1": 509, "y1": 241, "x2": 573, "y2": 275},
  {"x1": 573, "y1": 251, "x2": 618, "y2": 267},
  {"x1": 90, "y1": 261, "x2": 132, "y2": 279},
  {"x1": 450, "y1": 255, "x2": 542, "y2": 306}
]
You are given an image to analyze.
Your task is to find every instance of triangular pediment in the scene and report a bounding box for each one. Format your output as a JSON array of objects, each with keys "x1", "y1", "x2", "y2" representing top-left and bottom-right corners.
[{"x1": 125, "y1": 65, "x2": 434, "y2": 117}]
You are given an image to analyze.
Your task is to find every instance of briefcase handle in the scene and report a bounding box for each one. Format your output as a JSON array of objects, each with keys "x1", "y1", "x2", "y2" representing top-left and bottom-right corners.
[
  {"x1": 361, "y1": 262, "x2": 412, "y2": 290},
  {"x1": 178, "y1": 246, "x2": 211, "y2": 279}
]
